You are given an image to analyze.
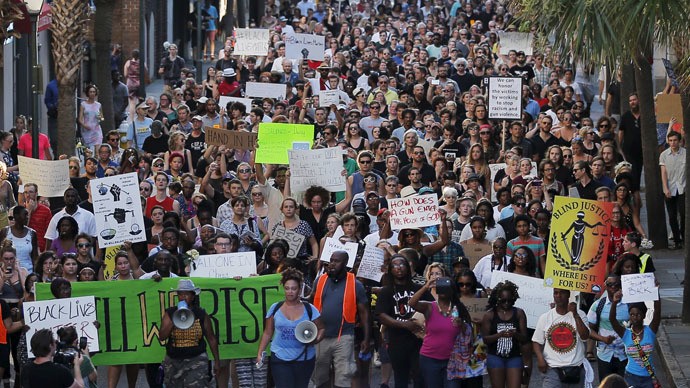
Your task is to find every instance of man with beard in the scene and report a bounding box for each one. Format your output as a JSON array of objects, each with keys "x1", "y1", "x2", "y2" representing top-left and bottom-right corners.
[
  {"x1": 311, "y1": 252, "x2": 370, "y2": 388},
  {"x1": 509, "y1": 51, "x2": 536, "y2": 85},
  {"x1": 618, "y1": 93, "x2": 643, "y2": 184}
]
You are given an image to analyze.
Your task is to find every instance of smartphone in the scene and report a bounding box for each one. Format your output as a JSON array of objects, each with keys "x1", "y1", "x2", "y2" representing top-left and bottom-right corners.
[
  {"x1": 79, "y1": 337, "x2": 88, "y2": 350},
  {"x1": 431, "y1": 79, "x2": 440, "y2": 85},
  {"x1": 4, "y1": 268, "x2": 11, "y2": 275}
]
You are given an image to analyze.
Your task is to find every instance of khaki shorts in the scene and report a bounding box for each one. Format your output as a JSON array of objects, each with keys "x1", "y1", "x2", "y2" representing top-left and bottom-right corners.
[{"x1": 312, "y1": 334, "x2": 356, "y2": 387}]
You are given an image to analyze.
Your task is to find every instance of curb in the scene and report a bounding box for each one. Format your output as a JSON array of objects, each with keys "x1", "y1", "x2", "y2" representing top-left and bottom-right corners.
[{"x1": 657, "y1": 321, "x2": 689, "y2": 388}]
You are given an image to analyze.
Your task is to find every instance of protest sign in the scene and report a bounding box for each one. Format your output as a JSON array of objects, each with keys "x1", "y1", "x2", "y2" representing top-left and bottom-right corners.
[
  {"x1": 461, "y1": 297, "x2": 487, "y2": 321},
  {"x1": 388, "y1": 194, "x2": 440, "y2": 230},
  {"x1": 621, "y1": 273, "x2": 659, "y2": 303},
  {"x1": 102, "y1": 245, "x2": 123, "y2": 280},
  {"x1": 36, "y1": 276, "x2": 283, "y2": 365},
  {"x1": 489, "y1": 162, "x2": 538, "y2": 201},
  {"x1": 318, "y1": 90, "x2": 340, "y2": 107},
  {"x1": 288, "y1": 148, "x2": 345, "y2": 192},
  {"x1": 234, "y1": 29, "x2": 270, "y2": 56},
  {"x1": 285, "y1": 33, "x2": 325, "y2": 60},
  {"x1": 90, "y1": 173, "x2": 146, "y2": 247},
  {"x1": 256, "y1": 123, "x2": 314, "y2": 164},
  {"x1": 498, "y1": 32, "x2": 534, "y2": 55},
  {"x1": 662, "y1": 58, "x2": 679, "y2": 88},
  {"x1": 487, "y1": 77, "x2": 523, "y2": 120},
  {"x1": 24, "y1": 296, "x2": 99, "y2": 357},
  {"x1": 656, "y1": 93, "x2": 684, "y2": 126},
  {"x1": 205, "y1": 126, "x2": 257, "y2": 150},
  {"x1": 490, "y1": 271, "x2": 577, "y2": 328},
  {"x1": 544, "y1": 197, "x2": 612, "y2": 293},
  {"x1": 245, "y1": 82, "x2": 286, "y2": 100},
  {"x1": 190, "y1": 252, "x2": 256, "y2": 278},
  {"x1": 271, "y1": 225, "x2": 306, "y2": 258},
  {"x1": 356, "y1": 246, "x2": 385, "y2": 282},
  {"x1": 218, "y1": 96, "x2": 254, "y2": 111},
  {"x1": 320, "y1": 237, "x2": 359, "y2": 268},
  {"x1": 17, "y1": 156, "x2": 70, "y2": 197}
]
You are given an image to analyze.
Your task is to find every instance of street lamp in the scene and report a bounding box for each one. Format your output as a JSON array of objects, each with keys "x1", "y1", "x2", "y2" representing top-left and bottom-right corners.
[{"x1": 26, "y1": 0, "x2": 44, "y2": 159}]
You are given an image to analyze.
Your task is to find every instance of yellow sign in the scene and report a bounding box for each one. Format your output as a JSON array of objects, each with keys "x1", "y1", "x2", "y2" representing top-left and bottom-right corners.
[
  {"x1": 255, "y1": 123, "x2": 314, "y2": 164},
  {"x1": 102, "y1": 245, "x2": 123, "y2": 280},
  {"x1": 544, "y1": 197, "x2": 612, "y2": 293}
]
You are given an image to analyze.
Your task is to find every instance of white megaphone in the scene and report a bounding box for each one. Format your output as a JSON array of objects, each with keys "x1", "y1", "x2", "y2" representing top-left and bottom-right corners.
[
  {"x1": 172, "y1": 301, "x2": 195, "y2": 329},
  {"x1": 294, "y1": 320, "x2": 318, "y2": 344}
]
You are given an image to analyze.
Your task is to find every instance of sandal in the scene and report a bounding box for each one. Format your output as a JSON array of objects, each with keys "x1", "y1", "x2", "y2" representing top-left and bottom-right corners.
[
  {"x1": 210, "y1": 54, "x2": 215, "y2": 61},
  {"x1": 586, "y1": 351, "x2": 596, "y2": 362}
]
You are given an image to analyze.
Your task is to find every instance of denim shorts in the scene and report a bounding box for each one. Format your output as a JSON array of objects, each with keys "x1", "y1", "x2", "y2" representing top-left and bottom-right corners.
[{"x1": 486, "y1": 354, "x2": 523, "y2": 369}]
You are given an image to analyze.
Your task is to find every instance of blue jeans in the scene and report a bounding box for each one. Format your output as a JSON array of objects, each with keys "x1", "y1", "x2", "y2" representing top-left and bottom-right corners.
[
  {"x1": 625, "y1": 372, "x2": 654, "y2": 388},
  {"x1": 270, "y1": 354, "x2": 315, "y2": 388},
  {"x1": 419, "y1": 354, "x2": 460, "y2": 388}
]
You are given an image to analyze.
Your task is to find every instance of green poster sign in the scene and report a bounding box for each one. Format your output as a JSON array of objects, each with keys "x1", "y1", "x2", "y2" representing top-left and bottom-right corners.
[
  {"x1": 255, "y1": 123, "x2": 314, "y2": 164},
  {"x1": 36, "y1": 275, "x2": 284, "y2": 365}
]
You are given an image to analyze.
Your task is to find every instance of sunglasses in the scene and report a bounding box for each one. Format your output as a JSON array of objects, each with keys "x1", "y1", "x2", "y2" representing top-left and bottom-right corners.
[
  {"x1": 563, "y1": 155, "x2": 573, "y2": 159},
  {"x1": 515, "y1": 203, "x2": 526, "y2": 207},
  {"x1": 251, "y1": 192, "x2": 263, "y2": 196},
  {"x1": 363, "y1": 177, "x2": 377, "y2": 183},
  {"x1": 153, "y1": 163, "x2": 164, "y2": 168},
  {"x1": 413, "y1": 151, "x2": 425, "y2": 155},
  {"x1": 69, "y1": 166, "x2": 79, "y2": 170},
  {"x1": 605, "y1": 282, "x2": 621, "y2": 288},
  {"x1": 599, "y1": 124, "x2": 609, "y2": 128},
  {"x1": 77, "y1": 243, "x2": 92, "y2": 248},
  {"x1": 238, "y1": 168, "x2": 252, "y2": 173},
  {"x1": 480, "y1": 131, "x2": 490, "y2": 135},
  {"x1": 140, "y1": 186, "x2": 151, "y2": 191},
  {"x1": 457, "y1": 282, "x2": 472, "y2": 288},
  {"x1": 359, "y1": 160, "x2": 372, "y2": 164}
]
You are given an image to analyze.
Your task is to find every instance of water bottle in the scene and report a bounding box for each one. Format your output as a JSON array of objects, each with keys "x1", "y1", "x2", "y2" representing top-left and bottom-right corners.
[
  {"x1": 451, "y1": 306, "x2": 459, "y2": 319},
  {"x1": 255, "y1": 351, "x2": 266, "y2": 369}
]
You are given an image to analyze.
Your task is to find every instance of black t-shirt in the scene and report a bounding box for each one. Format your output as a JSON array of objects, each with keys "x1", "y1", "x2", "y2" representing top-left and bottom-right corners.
[
  {"x1": 433, "y1": 139, "x2": 467, "y2": 160},
  {"x1": 142, "y1": 134, "x2": 170, "y2": 156},
  {"x1": 619, "y1": 111, "x2": 642, "y2": 161},
  {"x1": 185, "y1": 132, "x2": 206, "y2": 169},
  {"x1": 509, "y1": 64, "x2": 535, "y2": 83},
  {"x1": 397, "y1": 163, "x2": 436, "y2": 187},
  {"x1": 575, "y1": 179, "x2": 602, "y2": 201},
  {"x1": 375, "y1": 283, "x2": 429, "y2": 342},
  {"x1": 21, "y1": 361, "x2": 74, "y2": 388}
]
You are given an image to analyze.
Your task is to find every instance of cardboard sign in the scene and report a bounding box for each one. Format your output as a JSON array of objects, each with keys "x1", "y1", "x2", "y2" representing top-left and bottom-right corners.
[
  {"x1": 90, "y1": 173, "x2": 146, "y2": 247},
  {"x1": 234, "y1": 28, "x2": 270, "y2": 56},
  {"x1": 543, "y1": 197, "x2": 612, "y2": 293},
  {"x1": 205, "y1": 126, "x2": 257, "y2": 150},
  {"x1": 190, "y1": 252, "x2": 256, "y2": 278},
  {"x1": 218, "y1": 96, "x2": 254, "y2": 111},
  {"x1": 498, "y1": 32, "x2": 534, "y2": 55},
  {"x1": 17, "y1": 156, "x2": 70, "y2": 197},
  {"x1": 487, "y1": 76, "x2": 523, "y2": 120},
  {"x1": 288, "y1": 148, "x2": 345, "y2": 192},
  {"x1": 460, "y1": 241, "x2": 493, "y2": 269},
  {"x1": 24, "y1": 296, "x2": 99, "y2": 357},
  {"x1": 320, "y1": 237, "x2": 359, "y2": 268},
  {"x1": 271, "y1": 224, "x2": 306, "y2": 258},
  {"x1": 256, "y1": 123, "x2": 314, "y2": 164},
  {"x1": 621, "y1": 273, "x2": 658, "y2": 303},
  {"x1": 356, "y1": 246, "x2": 385, "y2": 282},
  {"x1": 245, "y1": 82, "x2": 286, "y2": 100},
  {"x1": 285, "y1": 33, "x2": 325, "y2": 60},
  {"x1": 318, "y1": 90, "x2": 340, "y2": 107},
  {"x1": 490, "y1": 272, "x2": 559, "y2": 328},
  {"x1": 656, "y1": 93, "x2": 683, "y2": 127},
  {"x1": 388, "y1": 194, "x2": 440, "y2": 230},
  {"x1": 461, "y1": 297, "x2": 488, "y2": 321}
]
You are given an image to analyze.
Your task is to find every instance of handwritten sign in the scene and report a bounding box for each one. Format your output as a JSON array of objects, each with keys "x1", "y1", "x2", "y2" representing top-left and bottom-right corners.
[
  {"x1": 388, "y1": 194, "x2": 440, "y2": 230},
  {"x1": 190, "y1": 252, "x2": 256, "y2": 278},
  {"x1": 256, "y1": 123, "x2": 314, "y2": 164},
  {"x1": 498, "y1": 32, "x2": 534, "y2": 55},
  {"x1": 288, "y1": 148, "x2": 345, "y2": 192},
  {"x1": 490, "y1": 272, "x2": 559, "y2": 328},
  {"x1": 487, "y1": 77, "x2": 523, "y2": 120},
  {"x1": 246, "y1": 82, "x2": 286, "y2": 100},
  {"x1": 621, "y1": 273, "x2": 658, "y2": 303},
  {"x1": 219, "y1": 96, "x2": 254, "y2": 111},
  {"x1": 23, "y1": 296, "x2": 99, "y2": 357},
  {"x1": 205, "y1": 126, "x2": 257, "y2": 150},
  {"x1": 356, "y1": 246, "x2": 385, "y2": 282},
  {"x1": 234, "y1": 29, "x2": 270, "y2": 56},
  {"x1": 18, "y1": 156, "x2": 70, "y2": 197},
  {"x1": 271, "y1": 225, "x2": 306, "y2": 258},
  {"x1": 320, "y1": 237, "x2": 359, "y2": 268},
  {"x1": 319, "y1": 90, "x2": 340, "y2": 107},
  {"x1": 285, "y1": 33, "x2": 325, "y2": 60},
  {"x1": 90, "y1": 173, "x2": 146, "y2": 247},
  {"x1": 461, "y1": 297, "x2": 487, "y2": 321}
]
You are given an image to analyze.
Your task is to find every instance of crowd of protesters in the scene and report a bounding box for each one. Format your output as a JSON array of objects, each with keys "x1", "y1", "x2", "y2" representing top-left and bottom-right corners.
[{"x1": 1, "y1": 0, "x2": 686, "y2": 387}]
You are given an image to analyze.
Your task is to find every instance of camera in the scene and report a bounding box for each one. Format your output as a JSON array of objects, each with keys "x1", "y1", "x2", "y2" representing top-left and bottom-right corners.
[{"x1": 53, "y1": 342, "x2": 79, "y2": 367}]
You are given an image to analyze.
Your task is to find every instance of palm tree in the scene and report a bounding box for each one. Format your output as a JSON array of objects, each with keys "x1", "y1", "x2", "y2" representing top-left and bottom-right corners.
[
  {"x1": 51, "y1": 0, "x2": 89, "y2": 156},
  {"x1": 0, "y1": 0, "x2": 24, "y2": 64},
  {"x1": 92, "y1": 0, "x2": 117, "y2": 133}
]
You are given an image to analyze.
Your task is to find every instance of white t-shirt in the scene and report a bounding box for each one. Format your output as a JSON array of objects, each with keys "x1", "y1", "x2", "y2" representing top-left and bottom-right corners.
[
  {"x1": 532, "y1": 308, "x2": 589, "y2": 368},
  {"x1": 458, "y1": 223, "x2": 505, "y2": 243},
  {"x1": 44, "y1": 207, "x2": 97, "y2": 240},
  {"x1": 363, "y1": 231, "x2": 399, "y2": 248},
  {"x1": 473, "y1": 254, "x2": 511, "y2": 288},
  {"x1": 139, "y1": 270, "x2": 179, "y2": 280}
]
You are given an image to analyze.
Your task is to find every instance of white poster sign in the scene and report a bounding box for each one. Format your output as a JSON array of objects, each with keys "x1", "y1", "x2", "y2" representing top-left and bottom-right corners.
[
  {"x1": 234, "y1": 29, "x2": 270, "y2": 56},
  {"x1": 498, "y1": 32, "x2": 534, "y2": 56},
  {"x1": 219, "y1": 96, "x2": 254, "y2": 111},
  {"x1": 90, "y1": 172, "x2": 146, "y2": 247},
  {"x1": 18, "y1": 156, "x2": 70, "y2": 197},
  {"x1": 318, "y1": 90, "x2": 340, "y2": 107},
  {"x1": 23, "y1": 296, "x2": 99, "y2": 357},
  {"x1": 288, "y1": 148, "x2": 345, "y2": 192},
  {"x1": 245, "y1": 82, "x2": 286, "y2": 100},
  {"x1": 490, "y1": 271, "x2": 577, "y2": 328},
  {"x1": 285, "y1": 33, "x2": 325, "y2": 60},
  {"x1": 190, "y1": 252, "x2": 256, "y2": 278},
  {"x1": 319, "y1": 237, "x2": 358, "y2": 268},
  {"x1": 388, "y1": 194, "x2": 440, "y2": 230},
  {"x1": 356, "y1": 246, "x2": 385, "y2": 282},
  {"x1": 487, "y1": 77, "x2": 523, "y2": 120},
  {"x1": 271, "y1": 225, "x2": 306, "y2": 258},
  {"x1": 621, "y1": 273, "x2": 659, "y2": 303}
]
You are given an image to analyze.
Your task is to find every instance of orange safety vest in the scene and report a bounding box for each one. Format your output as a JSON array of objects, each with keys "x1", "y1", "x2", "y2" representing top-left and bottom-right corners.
[{"x1": 313, "y1": 272, "x2": 357, "y2": 325}]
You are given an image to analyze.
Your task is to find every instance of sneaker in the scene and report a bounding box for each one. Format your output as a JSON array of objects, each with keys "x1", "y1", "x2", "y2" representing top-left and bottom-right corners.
[{"x1": 373, "y1": 351, "x2": 381, "y2": 367}]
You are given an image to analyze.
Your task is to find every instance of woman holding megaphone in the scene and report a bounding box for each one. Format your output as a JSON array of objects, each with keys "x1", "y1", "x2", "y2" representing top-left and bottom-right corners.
[{"x1": 256, "y1": 268, "x2": 325, "y2": 388}]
